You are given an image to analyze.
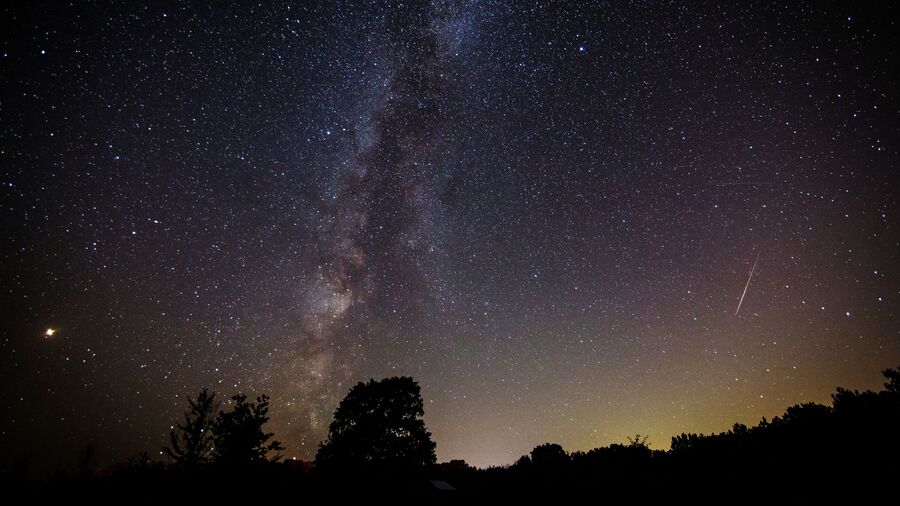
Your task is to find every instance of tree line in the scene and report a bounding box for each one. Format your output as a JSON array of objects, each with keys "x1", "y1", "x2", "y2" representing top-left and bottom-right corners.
[{"x1": 4, "y1": 366, "x2": 898, "y2": 504}]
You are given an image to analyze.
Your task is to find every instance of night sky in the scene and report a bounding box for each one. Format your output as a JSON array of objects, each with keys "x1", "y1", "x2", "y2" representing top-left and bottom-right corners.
[{"x1": 2, "y1": 1, "x2": 898, "y2": 470}]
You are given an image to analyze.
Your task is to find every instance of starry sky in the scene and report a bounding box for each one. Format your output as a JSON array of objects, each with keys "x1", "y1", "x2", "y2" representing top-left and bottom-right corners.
[{"x1": 1, "y1": 1, "x2": 898, "y2": 470}]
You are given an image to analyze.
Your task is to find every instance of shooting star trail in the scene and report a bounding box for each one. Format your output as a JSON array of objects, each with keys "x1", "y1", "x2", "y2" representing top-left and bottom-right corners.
[{"x1": 735, "y1": 253, "x2": 760, "y2": 316}]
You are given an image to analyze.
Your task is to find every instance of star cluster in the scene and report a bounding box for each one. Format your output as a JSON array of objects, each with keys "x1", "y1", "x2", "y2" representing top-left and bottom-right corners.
[{"x1": 1, "y1": 1, "x2": 897, "y2": 469}]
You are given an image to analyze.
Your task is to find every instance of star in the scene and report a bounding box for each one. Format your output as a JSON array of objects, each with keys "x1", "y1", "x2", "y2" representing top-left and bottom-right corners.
[{"x1": 2, "y1": 0, "x2": 896, "y2": 472}]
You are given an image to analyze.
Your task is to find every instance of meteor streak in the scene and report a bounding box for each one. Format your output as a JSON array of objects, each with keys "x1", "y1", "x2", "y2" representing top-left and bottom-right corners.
[{"x1": 735, "y1": 253, "x2": 760, "y2": 316}]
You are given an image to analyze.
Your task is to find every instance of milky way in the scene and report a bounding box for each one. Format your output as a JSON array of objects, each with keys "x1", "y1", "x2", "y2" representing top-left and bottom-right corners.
[
  {"x1": 264, "y1": 2, "x2": 466, "y2": 446},
  {"x1": 1, "y1": 1, "x2": 898, "y2": 470}
]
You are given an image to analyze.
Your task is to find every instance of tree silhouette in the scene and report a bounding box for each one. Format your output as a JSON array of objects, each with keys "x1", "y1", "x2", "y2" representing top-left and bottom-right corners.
[
  {"x1": 163, "y1": 387, "x2": 217, "y2": 466},
  {"x1": 530, "y1": 443, "x2": 569, "y2": 467},
  {"x1": 626, "y1": 434, "x2": 650, "y2": 448},
  {"x1": 76, "y1": 443, "x2": 96, "y2": 477},
  {"x1": 212, "y1": 394, "x2": 283, "y2": 466},
  {"x1": 316, "y1": 376, "x2": 436, "y2": 468},
  {"x1": 882, "y1": 366, "x2": 900, "y2": 395},
  {"x1": 11, "y1": 365, "x2": 900, "y2": 503}
]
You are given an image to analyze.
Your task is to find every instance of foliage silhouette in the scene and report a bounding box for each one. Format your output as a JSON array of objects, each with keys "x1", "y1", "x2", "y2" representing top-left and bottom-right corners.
[
  {"x1": 213, "y1": 394, "x2": 284, "y2": 466},
  {"x1": 162, "y1": 388, "x2": 282, "y2": 467},
  {"x1": 529, "y1": 443, "x2": 568, "y2": 467},
  {"x1": 883, "y1": 366, "x2": 900, "y2": 394},
  {"x1": 626, "y1": 433, "x2": 649, "y2": 448},
  {"x1": 316, "y1": 376, "x2": 436, "y2": 468},
  {"x1": 7, "y1": 366, "x2": 899, "y2": 505},
  {"x1": 162, "y1": 388, "x2": 217, "y2": 466}
]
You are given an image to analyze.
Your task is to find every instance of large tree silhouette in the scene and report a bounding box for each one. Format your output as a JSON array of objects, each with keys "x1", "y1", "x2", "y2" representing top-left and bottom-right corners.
[
  {"x1": 163, "y1": 387, "x2": 217, "y2": 466},
  {"x1": 316, "y1": 376, "x2": 436, "y2": 468}
]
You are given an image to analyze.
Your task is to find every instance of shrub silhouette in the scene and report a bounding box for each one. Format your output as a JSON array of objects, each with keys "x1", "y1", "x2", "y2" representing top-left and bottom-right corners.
[{"x1": 316, "y1": 376, "x2": 436, "y2": 468}]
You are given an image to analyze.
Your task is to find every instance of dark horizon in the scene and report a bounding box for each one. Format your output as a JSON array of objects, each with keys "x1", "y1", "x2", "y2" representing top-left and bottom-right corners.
[
  {"x1": 3, "y1": 366, "x2": 899, "y2": 505},
  {"x1": 2, "y1": 1, "x2": 898, "y2": 472}
]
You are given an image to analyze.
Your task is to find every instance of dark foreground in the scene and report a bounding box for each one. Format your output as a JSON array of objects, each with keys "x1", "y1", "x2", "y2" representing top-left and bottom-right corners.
[{"x1": 5, "y1": 369, "x2": 899, "y2": 505}]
